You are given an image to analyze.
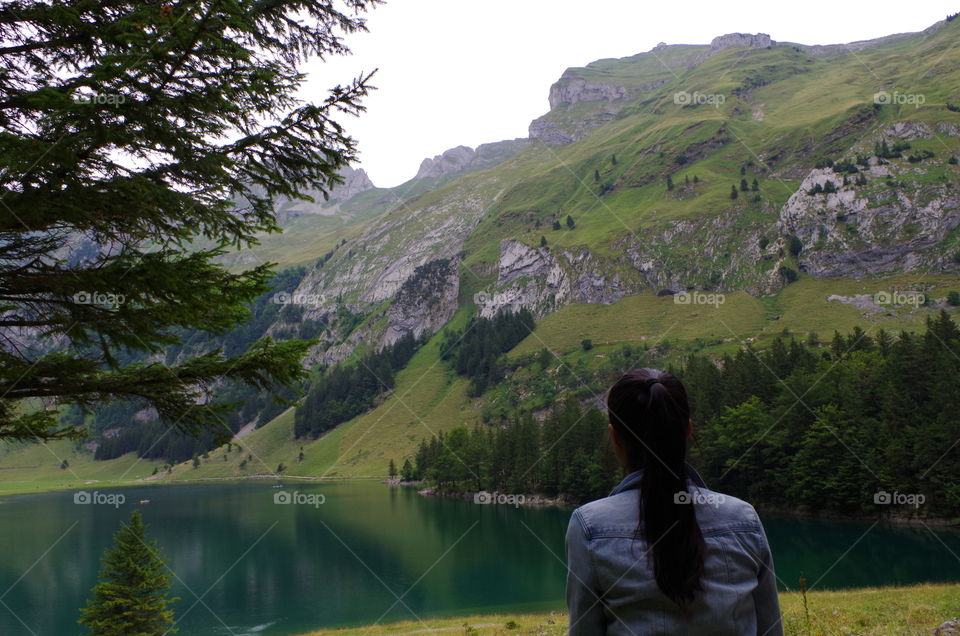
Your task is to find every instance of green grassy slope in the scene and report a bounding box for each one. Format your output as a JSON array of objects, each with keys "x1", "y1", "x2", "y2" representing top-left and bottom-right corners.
[{"x1": 5, "y1": 22, "x2": 960, "y2": 489}]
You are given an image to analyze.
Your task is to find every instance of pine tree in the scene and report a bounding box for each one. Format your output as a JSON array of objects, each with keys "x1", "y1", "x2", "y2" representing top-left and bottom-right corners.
[
  {"x1": 666, "y1": 175, "x2": 674, "y2": 190},
  {"x1": 388, "y1": 458, "x2": 397, "y2": 478},
  {"x1": 740, "y1": 178, "x2": 749, "y2": 192},
  {"x1": 566, "y1": 215, "x2": 576, "y2": 229},
  {"x1": 540, "y1": 236, "x2": 548, "y2": 247},
  {"x1": 79, "y1": 511, "x2": 177, "y2": 636},
  {"x1": 0, "y1": 0, "x2": 377, "y2": 441},
  {"x1": 751, "y1": 178, "x2": 759, "y2": 191},
  {"x1": 730, "y1": 185, "x2": 739, "y2": 199},
  {"x1": 594, "y1": 168, "x2": 601, "y2": 182}
]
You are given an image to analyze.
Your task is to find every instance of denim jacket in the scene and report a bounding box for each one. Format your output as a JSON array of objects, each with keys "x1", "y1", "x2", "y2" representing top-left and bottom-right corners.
[{"x1": 566, "y1": 468, "x2": 783, "y2": 635}]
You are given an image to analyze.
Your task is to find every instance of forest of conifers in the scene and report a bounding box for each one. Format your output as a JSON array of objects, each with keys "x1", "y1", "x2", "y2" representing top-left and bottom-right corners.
[{"x1": 411, "y1": 312, "x2": 960, "y2": 517}]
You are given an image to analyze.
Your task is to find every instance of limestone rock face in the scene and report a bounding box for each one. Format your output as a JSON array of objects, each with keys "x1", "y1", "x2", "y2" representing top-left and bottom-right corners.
[
  {"x1": 414, "y1": 139, "x2": 529, "y2": 181},
  {"x1": 777, "y1": 161, "x2": 960, "y2": 278},
  {"x1": 709, "y1": 33, "x2": 773, "y2": 54}
]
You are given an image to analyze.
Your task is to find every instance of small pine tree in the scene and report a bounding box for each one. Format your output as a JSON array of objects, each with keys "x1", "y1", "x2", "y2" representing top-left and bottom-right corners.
[
  {"x1": 666, "y1": 175, "x2": 674, "y2": 191},
  {"x1": 388, "y1": 459, "x2": 397, "y2": 478},
  {"x1": 540, "y1": 235, "x2": 547, "y2": 247},
  {"x1": 191, "y1": 455, "x2": 199, "y2": 469},
  {"x1": 740, "y1": 166, "x2": 746, "y2": 176},
  {"x1": 751, "y1": 178, "x2": 759, "y2": 191},
  {"x1": 277, "y1": 462, "x2": 286, "y2": 474},
  {"x1": 611, "y1": 154, "x2": 618, "y2": 165},
  {"x1": 948, "y1": 291, "x2": 960, "y2": 306},
  {"x1": 581, "y1": 339, "x2": 593, "y2": 351},
  {"x1": 401, "y1": 458, "x2": 414, "y2": 481},
  {"x1": 60, "y1": 459, "x2": 69, "y2": 470},
  {"x1": 693, "y1": 175, "x2": 699, "y2": 184},
  {"x1": 730, "y1": 185, "x2": 739, "y2": 199},
  {"x1": 685, "y1": 175, "x2": 690, "y2": 185},
  {"x1": 566, "y1": 215, "x2": 575, "y2": 229},
  {"x1": 593, "y1": 168, "x2": 600, "y2": 182},
  {"x1": 78, "y1": 511, "x2": 177, "y2": 636},
  {"x1": 740, "y1": 178, "x2": 749, "y2": 192},
  {"x1": 552, "y1": 220, "x2": 561, "y2": 230}
]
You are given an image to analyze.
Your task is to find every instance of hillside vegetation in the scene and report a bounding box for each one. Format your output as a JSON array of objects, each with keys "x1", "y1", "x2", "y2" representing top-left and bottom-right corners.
[{"x1": 5, "y1": 19, "x2": 960, "y2": 498}]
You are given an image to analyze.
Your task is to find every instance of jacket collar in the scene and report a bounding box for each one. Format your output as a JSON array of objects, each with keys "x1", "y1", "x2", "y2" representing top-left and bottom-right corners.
[{"x1": 609, "y1": 462, "x2": 708, "y2": 496}]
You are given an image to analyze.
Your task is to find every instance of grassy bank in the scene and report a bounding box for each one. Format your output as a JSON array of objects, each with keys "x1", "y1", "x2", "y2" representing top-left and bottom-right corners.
[{"x1": 298, "y1": 583, "x2": 960, "y2": 635}]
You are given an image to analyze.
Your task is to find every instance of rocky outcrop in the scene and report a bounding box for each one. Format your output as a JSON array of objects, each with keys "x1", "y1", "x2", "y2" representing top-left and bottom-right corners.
[
  {"x1": 547, "y1": 76, "x2": 630, "y2": 108},
  {"x1": 709, "y1": 33, "x2": 773, "y2": 54},
  {"x1": 385, "y1": 257, "x2": 460, "y2": 344},
  {"x1": 328, "y1": 166, "x2": 375, "y2": 201},
  {"x1": 414, "y1": 139, "x2": 528, "y2": 181},
  {"x1": 290, "y1": 177, "x2": 504, "y2": 365},
  {"x1": 777, "y1": 160, "x2": 960, "y2": 278}
]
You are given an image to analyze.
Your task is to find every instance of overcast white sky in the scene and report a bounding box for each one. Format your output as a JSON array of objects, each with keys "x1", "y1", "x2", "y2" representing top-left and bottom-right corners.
[{"x1": 302, "y1": 0, "x2": 958, "y2": 187}]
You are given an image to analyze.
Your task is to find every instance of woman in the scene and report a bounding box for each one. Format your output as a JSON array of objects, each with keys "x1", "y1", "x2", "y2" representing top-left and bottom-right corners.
[{"x1": 565, "y1": 368, "x2": 783, "y2": 635}]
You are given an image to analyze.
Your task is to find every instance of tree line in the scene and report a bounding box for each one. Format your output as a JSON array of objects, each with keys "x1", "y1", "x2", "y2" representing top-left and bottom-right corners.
[
  {"x1": 410, "y1": 312, "x2": 960, "y2": 517},
  {"x1": 440, "y1": 308, "x2": 536, "y2": 396},
  {"x1": 294, "y1": 332, "x2": 422, "y2": 438}
]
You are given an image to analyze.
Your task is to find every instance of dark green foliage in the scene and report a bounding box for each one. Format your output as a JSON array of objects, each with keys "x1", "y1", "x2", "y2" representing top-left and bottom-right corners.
[
  {"x1": 730, "y1": 185, "x2": 739, "y2": 199},
  {"x1": 779, "y1": 265, "x2": 799, "y2": 283},
  {"x1": 949, "y1": 156, "x2": 959, "y2": 165},
  {"x1": 740, "y1": 178, "x2": 749, "y2": 192},
  {"x1": 581, "y1": 339, "x2": 593, "y2": 351},
  {"x1": 0, "y1": 0, "x2": 377, "y2": 441},
  {"x1": 751, "y1": 178, "x2": 759, "y2": 191},
  {"x1": 411, "y1": 397, "x2": 617, "y2": 502},
  {"x1": 948, "y1": 291, "x2": 960, "y2": 306},
  {"x1": 875, "y1": 140, "x2": 911, "y2": 159},
  {"x1": 946, "y1": 102, "x2": 960, "y2": 111},
  {"x1": 907, "y1": 150, "x2": 935, "y2": 163},
  {"x1": 788, "y1": 235, "x2": 803, "y2": 257},
  {"x1": 552, "y1": 220, "x2": 562, "y2": 230},
  {"x1": 294, "y1": 332, "x2": 421, "y2": 438},
  {"x1": 388, "y1": 459, "x2": 397, "y2": 478},
  {"x1": 832, "y1": 159, "x2": 859, "y2": 174},
  {"x1": 594, "y1": 168, "x2": 601, "y2": 182},
  {"x1": 440, "y1": 309, "x2": 535, "y2": 397},
  {"x1": 540, "y1": 235, "x2": 548, "y2": 247},
  {"x1": 566, "y1": 215, "x2": 576, "y2": 229},
  {"x1": 687, "y1": 313, "x2": 960, "y2": 516},
  {"x1": 79, "y1": 511, "x2": 177, "y2": 636},
  {"x1": 666, "y1": 175, "x2": 674, "y2": 191},
  {"x1": 758, "y1": 236, "x2": 770, "y2": 249}
]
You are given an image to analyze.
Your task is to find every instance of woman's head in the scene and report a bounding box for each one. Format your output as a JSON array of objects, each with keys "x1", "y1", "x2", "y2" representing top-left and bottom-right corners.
[{"x1": 606, "y1": 368, "x2": 704, "y2": 608}]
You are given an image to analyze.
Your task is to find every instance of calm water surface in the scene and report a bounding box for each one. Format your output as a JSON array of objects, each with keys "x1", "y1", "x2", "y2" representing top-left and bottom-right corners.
[{"x1": 0, "y1": 480, "x2": 958, "y2": 635}]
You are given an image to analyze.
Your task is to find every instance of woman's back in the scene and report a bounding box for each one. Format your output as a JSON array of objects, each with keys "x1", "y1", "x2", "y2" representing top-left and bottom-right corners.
[{"x1": 566, "y1": 472, "x2": 782, "y2": 635}]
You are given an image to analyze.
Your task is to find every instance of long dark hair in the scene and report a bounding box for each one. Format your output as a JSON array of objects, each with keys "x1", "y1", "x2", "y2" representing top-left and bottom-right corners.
[{"x1": 607, "y1": 368, "x2": 705, "y2": 608}]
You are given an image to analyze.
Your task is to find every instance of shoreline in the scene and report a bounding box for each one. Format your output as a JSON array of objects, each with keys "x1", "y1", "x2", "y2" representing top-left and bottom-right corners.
[
  {"x1": 3, "y1": 476, "x2": 959, "y2": 528},
  {"x1": 404, "y1": 482, "x2": 960, "y2": 528}
]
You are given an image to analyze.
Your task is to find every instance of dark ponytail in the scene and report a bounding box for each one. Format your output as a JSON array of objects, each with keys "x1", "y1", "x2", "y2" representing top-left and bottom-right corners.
[{"x1": 607, "y1": 368, "x2": 705, "y2": 608}]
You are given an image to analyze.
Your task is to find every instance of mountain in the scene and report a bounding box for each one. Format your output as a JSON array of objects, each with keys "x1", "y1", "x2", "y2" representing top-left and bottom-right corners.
[
  {"x1": 8, "y1": 17, "x2": 960, "y2": 488},
  {"x1": 282, "y1": 19, "x2": 960, "y2": 362}
]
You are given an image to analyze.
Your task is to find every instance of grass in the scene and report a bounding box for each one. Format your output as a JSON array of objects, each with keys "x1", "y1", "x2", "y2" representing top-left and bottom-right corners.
[{"x1": 296, "y1": 583, "x2": 960, "y2": 635}]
